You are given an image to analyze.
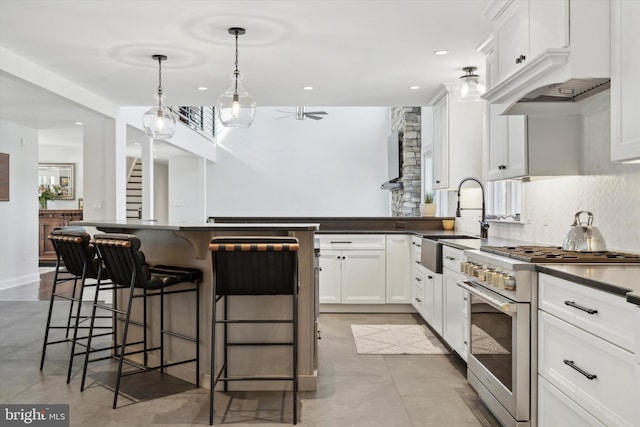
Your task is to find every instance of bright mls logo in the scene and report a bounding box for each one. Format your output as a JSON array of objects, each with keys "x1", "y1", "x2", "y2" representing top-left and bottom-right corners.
[{"x1": 1, "y1": 405, "x2": 69, "y2": 426}]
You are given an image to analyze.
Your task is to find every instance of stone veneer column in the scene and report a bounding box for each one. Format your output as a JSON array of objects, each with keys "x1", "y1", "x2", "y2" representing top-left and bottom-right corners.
[{"x1": 390, "y1": 107, "x2": 421, "y2": 216}]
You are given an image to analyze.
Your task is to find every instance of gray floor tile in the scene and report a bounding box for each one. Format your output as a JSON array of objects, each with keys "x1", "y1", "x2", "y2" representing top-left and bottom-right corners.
[{"x1": 1, "y1": 300, "x2": 499, "y2": 426}]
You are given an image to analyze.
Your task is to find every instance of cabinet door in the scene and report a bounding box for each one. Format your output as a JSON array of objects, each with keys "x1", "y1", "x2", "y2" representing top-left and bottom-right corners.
[
  {"x1": 385, "y1": 235, "x2": 411, "y2": 304},
  {"x1": 505, "y1": 115, "x2": 528, "y2": 178},
  {"x1": 432, "y1": 95, "x2": 449, "y2": 189},
  {"x1": 319, "y1": 250, "x2": 342, "y2": 304},
  {"x1": 611, "y1": 0, "x2": 640, "y2": 162},
  {"x1": 496, "y1": 0, "x2": 529, "y2": 82},
  {"x1": 443, "y1": 270, "x2": 466, "y2": 359},
  {"x1": 342, "y1": 250, "x2": 386, "y2": 304},
  {"x1": 487, "y1": 104, "x2": 508, "y2": 181},
  {"x1": 529, "y1": 0, "x2": 569, "y2": 59},
  {"x1": 423, "y1": 268, "x2": 443, "y2": 335}
]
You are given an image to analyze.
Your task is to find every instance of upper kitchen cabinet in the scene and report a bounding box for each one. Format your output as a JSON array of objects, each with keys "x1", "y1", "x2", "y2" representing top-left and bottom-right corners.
[
  {"x1": 483, "y1": 0, "x2": 610, "y2": 115},
  {"x1": 610, "y1": 0, "x2": 640, "y2": 163},
  {"x1": 486, "y1": 104, "x2": 580, "y2": 181},
  {"x1": 428, "y1": 85, "x2": 483, "y2": 190}
]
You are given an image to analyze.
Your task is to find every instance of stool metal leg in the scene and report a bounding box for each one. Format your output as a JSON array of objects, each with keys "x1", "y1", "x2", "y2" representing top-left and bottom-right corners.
[
  {"x1": 160, "y1": 287, "x2": 164, "y2": 375},
  {"x1": 209, "y1": 282, "x2": 217, "y2": 425},
  {"x1": 113, "y1": 272, "x2": 137, "y2": 409},
  {"x1": 196, "y1": 282, "x2": 200, "y2": 387},
  {"x1": 81, "y1": 267, "x2": 104, "y2": 392},
  {"x1": 40, "y1": 254, "x2": 63, "y2": 371},
  {"x1": 66, "y1": 264, "x2": 89, "y2": 383}
]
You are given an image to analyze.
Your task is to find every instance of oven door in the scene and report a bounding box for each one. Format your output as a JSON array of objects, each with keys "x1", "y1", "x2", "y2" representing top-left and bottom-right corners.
[{"x1": 457, "y1": 280, "x2": 530, "y2": 422}]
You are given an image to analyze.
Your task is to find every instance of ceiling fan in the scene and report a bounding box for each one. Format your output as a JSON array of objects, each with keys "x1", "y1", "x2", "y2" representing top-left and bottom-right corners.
[{"x1": 276, "y1": 106, "x2": 328, "y2": 120}]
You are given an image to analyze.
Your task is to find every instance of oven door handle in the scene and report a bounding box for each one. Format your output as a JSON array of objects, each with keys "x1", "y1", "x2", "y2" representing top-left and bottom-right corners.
[{"x1": 456, "y1": 280, "x2": 517, "y2": 314}]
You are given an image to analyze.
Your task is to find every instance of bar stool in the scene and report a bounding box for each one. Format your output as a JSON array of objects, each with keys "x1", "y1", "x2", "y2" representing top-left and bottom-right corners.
[
  {"x1": 209, "y1": 236, "x2": 299, "y2": 425},
  {"x1": 81, "y1": 233, "x2": 201, "y2": 409},
  {"x1": 40, "y1": 227, "x2": 112, "y2": 383}
]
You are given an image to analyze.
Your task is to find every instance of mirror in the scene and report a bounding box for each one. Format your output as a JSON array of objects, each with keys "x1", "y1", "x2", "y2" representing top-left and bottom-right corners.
[{"x1": 38, "y1": 163, "x2": 75, "y2": 200}]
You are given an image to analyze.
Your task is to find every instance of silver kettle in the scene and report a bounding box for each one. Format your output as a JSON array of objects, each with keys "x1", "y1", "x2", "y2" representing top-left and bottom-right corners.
[{"x1": 561, "y1": 211, "x2": 607, "y2": 252}]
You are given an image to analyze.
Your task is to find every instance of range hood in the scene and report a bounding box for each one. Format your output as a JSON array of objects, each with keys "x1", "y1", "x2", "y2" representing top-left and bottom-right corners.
[{"x1": 518, "y1": 78, "x2": 610, "y2": 103}]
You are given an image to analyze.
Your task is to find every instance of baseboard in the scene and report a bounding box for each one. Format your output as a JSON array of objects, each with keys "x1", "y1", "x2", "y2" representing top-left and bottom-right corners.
[
  {"x1": 0, "y1": 272, "x2": 41, "y2": 291},
  {"x1": 320, "y1": 304, "x2": 417, "y2": 313}
]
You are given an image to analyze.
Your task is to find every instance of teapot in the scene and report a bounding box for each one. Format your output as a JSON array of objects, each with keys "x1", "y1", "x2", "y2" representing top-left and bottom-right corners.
[{"x1": 561, "y1": 211, "x2": 607, "y2": 252}]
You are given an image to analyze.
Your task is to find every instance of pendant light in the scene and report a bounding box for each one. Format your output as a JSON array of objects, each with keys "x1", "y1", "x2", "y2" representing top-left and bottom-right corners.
[
  {"x1": 217, "y1": 27, "x2": 256, "y2": 127},
  {"x1": 459, "y1": 66, "x2": 485, "y2": 102},
  {"x1": 142, "y1": 54, "x2": 177, "y2": 139}
]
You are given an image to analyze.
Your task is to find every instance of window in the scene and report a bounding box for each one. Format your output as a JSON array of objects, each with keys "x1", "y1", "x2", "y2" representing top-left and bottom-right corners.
[
  {"x1": 422, "y1": 149, "x2": 448, "y2": 215},
  {"x1": 487, "y1": 180, "x2": 522, "y2": 222}
]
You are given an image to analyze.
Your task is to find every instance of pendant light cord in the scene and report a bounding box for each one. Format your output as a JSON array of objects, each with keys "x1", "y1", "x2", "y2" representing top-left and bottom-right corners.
[
  {"x1": 157, "y1": 56, "x2": 164, "y2": 109},
  {"x1": 234, "y1": 30, "x2": 240, "y2": 95}
]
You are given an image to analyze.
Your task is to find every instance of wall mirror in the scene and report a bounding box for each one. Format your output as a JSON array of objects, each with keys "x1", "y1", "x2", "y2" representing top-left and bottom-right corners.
[{"x1": 38, "y1": 163, "x2": 75, "y2": 200}]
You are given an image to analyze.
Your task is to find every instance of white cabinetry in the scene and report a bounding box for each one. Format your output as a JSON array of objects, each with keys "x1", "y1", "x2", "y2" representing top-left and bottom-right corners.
[
  {"x1": 538, "y1": 273, "x2": 637, "y2": 427},
  {"x1": 483, "y1": 0, "x2": 609, "y2": 113},
  {"x1": 493, "y1": 0, "x2": 568, "y2": 84},
  {"x1": 411, "y1": 237, "x2": 443, "y2": 335},
  {"x1": 442, "y1": 246, "x2": 469, "y2": 360},
  {"x1": 610, "y1": 0, "x2": 640, "y2": 162},
  {"x1": 429, "y1": 86, "x2": 483, "y2": 190},
  {"x1": 318, "y1": 235, "x2": 386, "y2": 304},
  {"x1": 486, "y1": 106, "x2": 581, "y2": 180},
  {"x1": 385, "y1": 235, "x2": 411, "y2": 304}
]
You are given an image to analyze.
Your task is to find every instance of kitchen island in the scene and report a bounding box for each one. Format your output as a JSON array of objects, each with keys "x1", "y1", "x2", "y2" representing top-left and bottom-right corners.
[{"x1": 73, "y1": 219, "x2": 320, "y2": 391}]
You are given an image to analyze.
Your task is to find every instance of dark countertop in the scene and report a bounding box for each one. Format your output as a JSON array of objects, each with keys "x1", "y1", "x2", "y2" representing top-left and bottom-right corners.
[
  {"x1": 72, "y1": 219, "x2": 319, "y2": 231},
  {"x1": 537, "y1": 264, "x2": 640, "y2": 306}
]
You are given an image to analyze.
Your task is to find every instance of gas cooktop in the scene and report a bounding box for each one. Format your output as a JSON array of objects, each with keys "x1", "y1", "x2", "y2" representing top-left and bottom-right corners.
[{"x1": 480, "y1": 245, "x2": 640, "y2": 263}]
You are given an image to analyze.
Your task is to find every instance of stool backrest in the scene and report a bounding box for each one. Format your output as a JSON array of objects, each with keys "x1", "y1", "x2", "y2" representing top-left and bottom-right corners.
[
  {"x1": 49, "y1": 228, "x2": 101, "y2": 278},
  {"x1": 209, "y1": 237, "x2": 299, "y2": 296},
  {"x1": 92, "y1": 234, "x2": 151, "y2": 288}
]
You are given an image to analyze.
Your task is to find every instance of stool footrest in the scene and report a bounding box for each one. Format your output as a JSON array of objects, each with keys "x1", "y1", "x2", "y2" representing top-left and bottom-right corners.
[
  {"x1": 161, "y1": 329, "x2": 197, "y2": 342},
  {"x1": 215, "y1": 319, "x2": 294, "y2": 324},
  {"x1": 227, "y1": 341, "x2": 294, "y2": 346},
  {"x1": 218, "y1": 376, "x2": 295, "y2": 382}
]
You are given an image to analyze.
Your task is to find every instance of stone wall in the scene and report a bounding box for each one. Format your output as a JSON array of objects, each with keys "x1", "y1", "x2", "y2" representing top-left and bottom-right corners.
[{"x1": 390, "y1": 107, "x2": 421, "y2": 216}]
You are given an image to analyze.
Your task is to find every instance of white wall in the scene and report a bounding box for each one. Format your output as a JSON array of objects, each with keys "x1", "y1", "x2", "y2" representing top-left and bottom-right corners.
[
  {"x1": 38, "y1": 128, "x2": 83, "y2": 210},
  {"x1": 208, "y1": 107, "x2": 391, "y2": 217},
  {"x1": 0, "y1": 120, "x2": 40, "y2": 290}
]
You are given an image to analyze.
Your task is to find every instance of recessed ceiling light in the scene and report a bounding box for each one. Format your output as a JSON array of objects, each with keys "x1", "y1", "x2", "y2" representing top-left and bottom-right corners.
[
  {"x1": 434, "y1": 50, "x2": 449, "y2": 56},
  {"x1": 197, "y1": 86, "x2": 208, "y2": 91},
  {"x1": 303, "y1": 86, "x2": 314, "y2": 91},
  {"x1": 409, "y1": 86, "x2": 420, "y2": 90},
  {"x1": 75, "y1": 121, "x2": 83, "y2": 125}
]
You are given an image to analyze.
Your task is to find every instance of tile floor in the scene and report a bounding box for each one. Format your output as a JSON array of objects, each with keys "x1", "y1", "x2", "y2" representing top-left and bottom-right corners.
[{"x1": 0, "y1": 299, "x2": 500, "y2": 426}]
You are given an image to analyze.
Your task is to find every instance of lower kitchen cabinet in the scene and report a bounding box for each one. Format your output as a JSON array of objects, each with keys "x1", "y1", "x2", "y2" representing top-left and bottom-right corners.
[
  {"x1": 318, "y1": 235, "x2": 386, "y2": 304},
  {"x1": 538, "y1": 376, "x2": 606, "y2": 427},
  {"x1": 385, "y1": 235, "x2": 411, "y2": 304},
  {"x1": 538, "y1": 273, "x2": 637, "y2": 427},
  {"x1": 422, "y1": 268, "x2": 443, "y2": 335},
  {"x1": 442, "y1": 246, "x2": 468, "y2": 360}
]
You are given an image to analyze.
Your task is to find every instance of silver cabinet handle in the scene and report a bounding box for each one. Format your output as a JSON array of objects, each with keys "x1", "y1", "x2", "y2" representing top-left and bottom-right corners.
[
  {"x1": 415, "y1": 298, "x2": 422, "y2": 303},
  {"x1": 445, "y1": 256, "x2": 456, "y2": 261},
  {"x1": 563, "y1": 359, "x2": 597, "y2": 380},
  {"x1": 564, "y1": 301, "x2": 598, "y2": 315},
  {"x1": 427, "y1": 275, "x2": 433, "y2": 279},
  {"x1": 330, "y1": 241, "x2": 352, "y2": 244},
  {"x1": 414, "y1": 260, "x2": 420, "y2": 264}
]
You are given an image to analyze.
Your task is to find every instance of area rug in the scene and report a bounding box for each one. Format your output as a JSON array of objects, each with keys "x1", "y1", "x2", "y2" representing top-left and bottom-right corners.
[{"x1": 351, "y1": 324, "x2": 449, "y2": 355}]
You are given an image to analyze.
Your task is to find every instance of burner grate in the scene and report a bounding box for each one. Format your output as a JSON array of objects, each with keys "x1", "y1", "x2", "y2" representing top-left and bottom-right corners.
[{"x1": 480, "y1": 245, "x2": 640, "y2": 263}]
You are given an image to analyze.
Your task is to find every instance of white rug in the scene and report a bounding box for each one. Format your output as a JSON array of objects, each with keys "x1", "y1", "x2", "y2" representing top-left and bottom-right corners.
[{"x1": 351, "y1": 324, "x2": 449, "y2": 355}]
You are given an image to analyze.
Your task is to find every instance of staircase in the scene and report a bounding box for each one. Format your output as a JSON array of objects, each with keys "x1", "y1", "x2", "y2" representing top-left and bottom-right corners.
[{"x1": 126, "y1": 159, "x2": 142, "y2": 219}]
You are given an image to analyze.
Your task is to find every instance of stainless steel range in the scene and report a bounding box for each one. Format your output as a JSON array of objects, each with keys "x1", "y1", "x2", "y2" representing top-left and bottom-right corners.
[{"x1": 458, "y1": 245, "x2": 640, "y2": 427}]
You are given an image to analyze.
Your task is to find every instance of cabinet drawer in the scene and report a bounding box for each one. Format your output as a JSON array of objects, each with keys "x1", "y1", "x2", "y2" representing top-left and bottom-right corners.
[
  {"x1": 318, "y1": 234, "x2": 386, "y2": 250},
  {"x1": 539, "y1": 273, "x2": 635, "y2": 352},
  {"x1": 538, "y1": 311, "x2": 635, "y2": 427},
  {"x1": 442, "y1": 246, "x2": 464, "y2": 272},
  {"x1": 538, "y1": 376, "x2": 606, "y2": 427}
]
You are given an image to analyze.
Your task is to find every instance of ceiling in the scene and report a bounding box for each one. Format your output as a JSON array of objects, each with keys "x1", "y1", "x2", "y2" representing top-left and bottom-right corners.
[{"x1": 0, "y1": 0, "x2": 492, "y2": 118}]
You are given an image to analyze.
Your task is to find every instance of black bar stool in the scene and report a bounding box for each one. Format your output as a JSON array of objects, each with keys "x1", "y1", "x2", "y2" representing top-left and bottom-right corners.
[
  {"x1": 80, "y1": 233, "x2": 201, "y2": 409},
  {"x1": 40, "y1": 227, "x2": 112, "y2": 383},
  {"x1": 209, "y1": 236, "x2": 299, "y2": 425}
]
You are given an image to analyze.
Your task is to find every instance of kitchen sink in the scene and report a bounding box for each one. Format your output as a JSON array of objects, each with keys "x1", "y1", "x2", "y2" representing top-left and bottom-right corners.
[{"x1": 420, "y1": 235, "x2": 479, "y2": 273}]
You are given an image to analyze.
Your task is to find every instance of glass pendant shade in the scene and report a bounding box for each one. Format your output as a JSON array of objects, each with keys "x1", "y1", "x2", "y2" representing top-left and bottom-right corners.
[
  {"x1": 217, "y1": 73, "x2": 256, "y2": 127},
  {"x1": 459, "y1": 66, "x2": 485, "y2": 102},
  {"x1": 142, "y1": 93, "x2": 177, "y2": 139}
]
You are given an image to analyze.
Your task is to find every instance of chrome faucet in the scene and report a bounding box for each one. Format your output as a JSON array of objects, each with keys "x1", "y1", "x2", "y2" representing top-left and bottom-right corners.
[{"x1": 456, "y1": 177, "x2": 489, "y2": 239}]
